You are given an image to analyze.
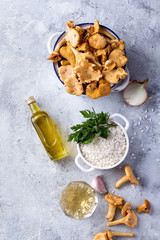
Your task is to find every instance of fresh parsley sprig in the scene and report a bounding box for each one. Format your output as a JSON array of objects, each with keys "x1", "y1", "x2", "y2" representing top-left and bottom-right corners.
[{"x1": 68, "y1": 108, "x2": 117, "y2": 144}]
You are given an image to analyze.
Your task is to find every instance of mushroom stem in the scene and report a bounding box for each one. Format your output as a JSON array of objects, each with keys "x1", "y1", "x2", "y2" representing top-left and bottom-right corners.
[
  {"x1": 111, "y1": 232, "x2": 134, "y2": 237},
  {"x1": 105, "y1": 228, "x2": 134, "y2": 239},
  {"x1": 106, "y1": 204, "x2": 116, "y2": 221},
  {"x1": 99, "y1": 27, "x2": 116, "y2": 40},
  {"x1": 115, "y1": 176, "x2": 129, "y2": 188},
  {"x1": 115, "y1": 166, "x2": 139, "y2": 189},
  {"x1": 107, "y1": 218, "x2": 124, "y2": 227}
]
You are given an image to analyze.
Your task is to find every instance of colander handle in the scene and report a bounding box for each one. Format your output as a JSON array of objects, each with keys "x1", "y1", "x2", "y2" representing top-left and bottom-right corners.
[
  {"x1": 75, "y1": 155, "x2": 94, "y2": 172},
  {"x1": 110, "y1": 113, "x2": 129, "y2": 131},
  {"x1": 47, "y1": 32, "x2": 62, "y2": 54}
]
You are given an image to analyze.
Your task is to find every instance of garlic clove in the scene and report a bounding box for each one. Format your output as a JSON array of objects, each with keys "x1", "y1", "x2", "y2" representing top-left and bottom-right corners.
[
  {"x1": 123, "y1": 79, "x2": 148, "y2": 106},
  {"x1": 91, "y1": 176, "x2": 107, "y2": 194}
]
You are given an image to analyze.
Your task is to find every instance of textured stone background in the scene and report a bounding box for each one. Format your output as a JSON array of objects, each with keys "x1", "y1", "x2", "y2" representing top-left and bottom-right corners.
[{"x1": 0, "y1": 0, "x2": 160, "y2": 239}]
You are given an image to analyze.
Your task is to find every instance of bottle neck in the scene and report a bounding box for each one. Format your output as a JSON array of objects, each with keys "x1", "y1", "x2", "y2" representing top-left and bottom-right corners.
[{"x1": 29, "y1": 102, "x2": 40, "y2": 114}]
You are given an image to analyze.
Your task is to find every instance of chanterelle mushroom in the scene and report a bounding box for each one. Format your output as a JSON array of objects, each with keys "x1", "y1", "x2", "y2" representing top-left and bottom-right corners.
[
  {"x1": 118, "y1": 202, "x2": 132, "y2": 217},
  {"x1": 105, "y1": 228, "x2": 134, "y2": 240},
  {"x1": 89, "y1": 33, "x2": 107, "y2": 49},
  {"x1": 94, "y1": 232, "x2": 108, "y2": 240},
  {"x1": 74, "y1": 59, "x2": 102, "y2": 84},
  {"x1": 75, "y1": 26, "x2": 85, "y2": 39},
  {"x1": 66, "y1": 28, "x2": 80, "y2": 48},
  {"x1": 115, "y1": 165, "x2": 139, "y2": 189},
  {"x1": 104, "y1": 60, "x2": 116, "y2": 71},
  {"x1": 64, "y1": 76, "x2": 84, "y2": 96},
  {"x1": 93, "y1": 20, "x2": 100, "y2": 33},
  {"x1": 109, "y1": 49, "x2": 128, "y2": 68},
  {"x1": 107, "y1": 210, "x2": 138, "y2": 229},
  {"x1": 111, "y1": 39, "x2": 125, "y2": 51},
  {"x1": 75, "y1": 52, "x2": 101, "y2": 67},
  {"x1": 105, "y1": 193, "x2": 124, "y2": 221},
  {"x1": 136, "y1": 199, "x2": 150, "y2": 214},
  {"x1": 59, "y1": 65, "x2": 75, "y2": 82},
  {"x1": 102, "y1": 68, "x2": 128, "y2": 84},
  {"x1": 47, "y1": 51, "x2": 61, "y2": 63},
  {"x1": 60, "y1": 45, "x2": 76, "y2": 66},
  {"x1": 77, "y1": 42, "x2": 89, "y2": 52},
  {"x1": 121, "y1": 202, "x2": 132, "y2": 217},
  {"x1": 66, "y1": 21, "x2": 74, "y2": 29},
  {"x1": 86, "y1": 79, "x2": 111, "y2": 99}
]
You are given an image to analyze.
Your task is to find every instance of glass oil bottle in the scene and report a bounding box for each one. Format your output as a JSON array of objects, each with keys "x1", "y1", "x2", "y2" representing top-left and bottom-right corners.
[{"x1": 25, "y1": 96, "x2": 67, "y2": 161}]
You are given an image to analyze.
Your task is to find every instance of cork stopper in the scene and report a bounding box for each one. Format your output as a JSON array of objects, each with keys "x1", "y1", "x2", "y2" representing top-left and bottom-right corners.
[{"x1": 25, "y1": 96, "x2": 36, "y2": 105}]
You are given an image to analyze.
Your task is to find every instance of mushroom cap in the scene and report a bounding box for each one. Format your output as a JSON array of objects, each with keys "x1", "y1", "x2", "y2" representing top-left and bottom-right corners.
[
  {"x1": 111, "y1": 39, "x2": 125, "y2": 51},
  {"x1": 66, "y1": 21, "x2": 74, "y2": 29},
  {"x1": 102, "y1": 67, "x2": 128, "y2": 84},
  {"x1": 144, "y1": 199, "x2": 150, "y2": 213},
  {"x1": 64, "y1": 76, "x2": 84, "y2": 96},
  {"x1": 60, "y1": 45, "x2": 76, "y2": 66},
  {"x1": 94, "y1": 232, "x2": 108, "y2": 240},
  {"x1": 124, "y1": 210, "x2": 137, "y2": 228},
  {"x1": 109, "y1": 49, "x2": 128, "y2": 68},
  {"x1": 74, "y1": 59, "x2": 102, "y2": 84},
  {"x1": 66, "y1": 28, "x2": 80, "y2": 48},
  {"x1": 59, "y1": 65, "x2": 75, "y2": 82},
  {"x1": 105, "y1": 193, "x2": 124, "y2": 206},
  {"x1": 47, "y1": 51, "x2": 61, "y2": 63},
  {"x1": 89, "y1": 33, "x2": 107, "y2": 49},
  {"x1": 121, "y1": 202, "x2": 131, "y2": 216},
  {"x1": 125, "y1": 166, "x2": 139, "y2": 186}
]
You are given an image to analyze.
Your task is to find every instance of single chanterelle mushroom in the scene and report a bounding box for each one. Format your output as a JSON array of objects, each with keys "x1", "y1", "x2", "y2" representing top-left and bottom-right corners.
[
  {"x1": 107, "y1": 210, "x2": 137, "y2": 229},
  {"x1": 105, "y1": 229, "x2": 134, "y2": 240},
  {"x1": 115, "y1": 165, "x2": 139, "y2": 189},
  {"x1": 136, "y1": 199, "x2": 150, "y2": 214},
  {"x1": 94, "y1": 232, "x2": 108, "y2": 240},
  {"x1": 105, "y1": 193, "x2": 124, "y2": 221},
  {"x1": 118, "y1": 202, "x2": 132, "y2": 217}
]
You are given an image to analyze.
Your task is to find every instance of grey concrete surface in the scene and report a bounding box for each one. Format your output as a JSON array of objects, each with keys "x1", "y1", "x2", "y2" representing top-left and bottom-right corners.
[{"x1": 0, "y1": 0, "x2": 160, "y2": 239}]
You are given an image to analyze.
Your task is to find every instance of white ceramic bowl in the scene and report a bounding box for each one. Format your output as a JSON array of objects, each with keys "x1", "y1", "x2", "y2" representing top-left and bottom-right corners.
[
  {"x1": 47, "y1": 23, "x2": 130, "y2": 92},
  {"x1": 75, "y1": 113, "x2": 129, "y2": 172}
]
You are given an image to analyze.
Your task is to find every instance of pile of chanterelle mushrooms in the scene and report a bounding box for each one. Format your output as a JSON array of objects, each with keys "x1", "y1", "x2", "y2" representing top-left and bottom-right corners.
[
  {"x1": 94, "y1": 166, "x2": 151, "y2": 240},
  {"x1": 48, "y1": 21, "x2": 128, "y2": 99}
]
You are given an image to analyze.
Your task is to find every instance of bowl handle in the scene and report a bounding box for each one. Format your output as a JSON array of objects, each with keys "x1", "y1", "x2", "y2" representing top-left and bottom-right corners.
[
  {"x1": 110, "y1": 113, "x2": 129, "y2": 131},
  {"x1": 47, "y1": 32, "x2": 62, "y2": 54},
  {"x1": 75, "y1": 155, "x2": 94, "y2": 172}
]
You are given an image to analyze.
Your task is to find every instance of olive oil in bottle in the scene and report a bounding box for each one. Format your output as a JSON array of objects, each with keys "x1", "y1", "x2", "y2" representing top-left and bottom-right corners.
[
  {"x1": 25, "y1": 96, "x2": 67, "y2": 161},
  {"x1": 60, "y1": 181, "x2": 98, "y2": 219}
]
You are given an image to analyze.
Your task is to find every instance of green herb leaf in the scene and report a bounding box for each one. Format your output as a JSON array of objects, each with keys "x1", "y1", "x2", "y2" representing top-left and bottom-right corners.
[{"x1": 68, "y1": 108, "x2": 117, "y2": 144}]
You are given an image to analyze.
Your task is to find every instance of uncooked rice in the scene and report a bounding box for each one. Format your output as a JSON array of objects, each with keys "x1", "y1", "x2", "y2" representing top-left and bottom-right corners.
[{"x1": 80, "y1": 125, "x2": 127, "y2": 167}]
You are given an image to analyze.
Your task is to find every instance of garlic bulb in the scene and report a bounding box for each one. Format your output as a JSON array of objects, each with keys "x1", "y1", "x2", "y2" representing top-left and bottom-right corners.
[{"x1": 91, "y1": 176, "x2": 107, "y2": 194}]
